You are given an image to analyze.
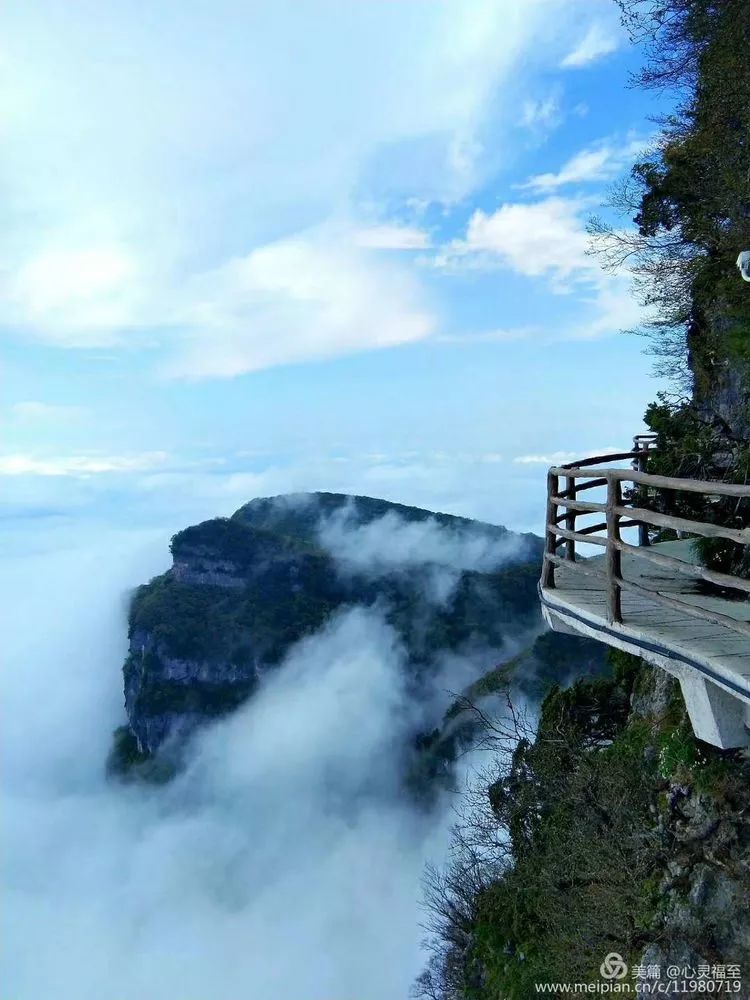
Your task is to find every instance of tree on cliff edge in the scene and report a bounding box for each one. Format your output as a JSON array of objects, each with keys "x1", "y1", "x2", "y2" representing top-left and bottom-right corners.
[{"x1": 589, "y1": 0, "x2": 750, "y2": 394}]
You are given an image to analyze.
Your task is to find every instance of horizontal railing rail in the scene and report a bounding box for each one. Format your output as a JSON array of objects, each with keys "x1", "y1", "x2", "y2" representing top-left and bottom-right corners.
[
  {"x1": 548, "y1": 466, "x2": 750, "y2": 498},
  {"x1": 541, "y1": 438, "x2": 750, "y2": 637}
]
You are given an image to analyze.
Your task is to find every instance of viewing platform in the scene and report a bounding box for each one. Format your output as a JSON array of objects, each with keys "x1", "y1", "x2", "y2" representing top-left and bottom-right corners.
[{"x1": 539, "y1": 440, "x2": 750, "y2": 748}]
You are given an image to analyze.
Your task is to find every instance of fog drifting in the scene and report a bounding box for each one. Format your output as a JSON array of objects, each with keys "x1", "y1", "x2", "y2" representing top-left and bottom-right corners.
[
  {"x1": 318, "y1": 504, "x2": 530, "y2": 606},
  {"x1": 1, "y1": 524, "x2": 467, "y2": 1000}
]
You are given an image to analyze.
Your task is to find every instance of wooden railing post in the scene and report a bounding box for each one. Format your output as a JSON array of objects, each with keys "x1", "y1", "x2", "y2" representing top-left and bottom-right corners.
[
  {"x1": 540, "y1": 446, "x2": 750, "y2": 640},
  {"x1": 542, "y1": 470, "x2": 558, "y2": 588},
  {"x1": 606, "y1": 475, "x2": 623, "y2": 623},
  {"x1": 565, "y1": 475, "x2": 576, "y2": 561},
  {"x1": 634, "y1": 442, "x2": 650, "y2": 547}
]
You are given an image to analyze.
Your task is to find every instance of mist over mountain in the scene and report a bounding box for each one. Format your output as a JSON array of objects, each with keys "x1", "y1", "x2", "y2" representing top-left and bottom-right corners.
[
  {"x1": 2, "y1": 494, "x2": 606, "y2": 999},
  {"x1": 109, "y1": 492, "x2": 563, "y2": 779},
  {"x1": 6, "y1": 0, "x2": 750, "y2": 992},
  {"x1": 1, "y1": 531, "x2": 454, "y2": 1000}
]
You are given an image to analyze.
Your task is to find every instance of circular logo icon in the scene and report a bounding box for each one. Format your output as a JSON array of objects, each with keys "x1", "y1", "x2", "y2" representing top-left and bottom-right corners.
[{"x1": 600, "y1": 953, "x2": 628, "y2": 981}]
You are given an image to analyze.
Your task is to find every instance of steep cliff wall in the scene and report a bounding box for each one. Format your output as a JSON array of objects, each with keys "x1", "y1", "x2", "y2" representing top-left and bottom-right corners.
[{"x1": 415, "y1": 655, "x2": 750, "y2": 998}]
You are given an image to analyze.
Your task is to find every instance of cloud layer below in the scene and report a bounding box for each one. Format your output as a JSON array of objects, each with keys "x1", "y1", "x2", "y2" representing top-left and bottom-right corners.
[{"x1": 1, "y1": 531, "x2": 458, "y2": 1000}]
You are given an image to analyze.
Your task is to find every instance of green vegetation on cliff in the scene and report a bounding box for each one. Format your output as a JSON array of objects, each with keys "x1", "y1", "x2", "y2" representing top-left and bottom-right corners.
[
  {"x1": 592, "y1": 0, "x2": 750, "y2": 391},
  {"x1": 416, "y1": 654, "x2": 750, "y2": 998},
  {"x1": 130, "y1": 523, "x2": 543, "y2": 668},
  {"x1": 130, "y1": 559, "x2": 342, "y2": 664},
  {"x1": 591, "y1": 0, "x2": 750, "y2": 573},
  {"x1": 231, "y1": 492, "x2": 528, "y2": 547},
  {"x1": 112, "y1": 493, "x2": 592, "y2": 777},
  {"x1": 407, "y1": 631, "x2": 612, "y2": 799}
]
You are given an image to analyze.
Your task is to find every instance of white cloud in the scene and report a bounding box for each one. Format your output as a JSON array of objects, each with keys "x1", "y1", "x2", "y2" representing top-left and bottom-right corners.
[
  {"x1": 513, "y1": 446, "x2": 619, "y2": 465},
  {"x1": 524, "y1": 146, "x2": 613, "y2": 191},
  {"x1": 520, "y1": 135, "x2": 648, "y2": 193},
  {"x1": 436, "y1": 195, "x2": 649, "y2": 340},
  {"x1": 10, "y1": 401, "x2": 88, "y2": 422},
  {"x1": 354, "y1": 224, "x2": 431, "y2": 250},
  {"x1": 514, "y1": 451, "x2": 578, "y2": 465},
  {"x1": 0, "y1": 0, "x2": 634, "y2": 376},
  {"x1": 324, "y1": 513, "x2": 512, "y2": 609},
  {"x1": 561, "y1": 23, "x2": 620, "y2": 68},
  {"x1": 5, "y1": 245, "x2": 144, "y2": 346},
  {"x1": 0, "y1": 452, "x2": 169, "y2": 476},
  {"x1": 317, "y1": 505, "x2": 528, "y2": 604},
  {"x1": 2, "y1": 223, "x2": 435, "y2": 377},
  {"x1": 519, "y1": 91, "x2": 562, "y2": 132},
  {"x1": 0, "y1": 0, "x2": 585, "y2": 371},
  {"x1": 168, "y1": 227, "x2": 435, "y2": 378},
  {"x1": 447, "y1": 196, "x2": 592, "y2": 280}
]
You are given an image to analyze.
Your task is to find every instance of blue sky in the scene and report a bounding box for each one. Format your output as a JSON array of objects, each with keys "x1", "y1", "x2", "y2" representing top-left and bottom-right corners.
[{"x1": 2, "y1": 0, "x2": 666, "y2": 535}]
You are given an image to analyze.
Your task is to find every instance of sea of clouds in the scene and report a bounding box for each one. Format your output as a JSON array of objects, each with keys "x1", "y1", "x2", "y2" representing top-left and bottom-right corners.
[{"x1": 0, "y1": 521, "x2": 480, "y2": 1000}]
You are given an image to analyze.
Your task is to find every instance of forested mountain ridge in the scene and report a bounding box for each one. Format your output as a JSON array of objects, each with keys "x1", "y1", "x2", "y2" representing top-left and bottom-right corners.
[
  {"x1": 592, "y1": 0, "x2": 750, "y2": 525},
  {"x1": 108, "y1": 493, "x2": 601, "y2": 780}
]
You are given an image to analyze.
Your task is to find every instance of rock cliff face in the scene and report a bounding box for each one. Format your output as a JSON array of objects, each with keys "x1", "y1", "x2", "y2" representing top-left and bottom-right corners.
[
  {"x1": 632, "y1": 670, "x2": 750, "y2": 977},
  {"x1": 415, "y1": 655, "x2": 750, "y2": 998},
  {"x1": 109, "y1": 493, "x2": 550, "y2": 775},
  {"x1": 693, "y1": 303, "x2": 750, "y2": 443}
]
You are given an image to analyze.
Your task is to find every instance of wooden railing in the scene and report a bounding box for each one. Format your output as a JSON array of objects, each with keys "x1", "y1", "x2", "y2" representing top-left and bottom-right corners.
[{"x1": 541, "y1": 438, "x2": 750, "y2": 638}]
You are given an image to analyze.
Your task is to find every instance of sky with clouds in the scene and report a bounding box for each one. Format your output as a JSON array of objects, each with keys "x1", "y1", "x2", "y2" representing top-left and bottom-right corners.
[{"x1": 2, "y1": 0, "x2": 667, "y2": 535}]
